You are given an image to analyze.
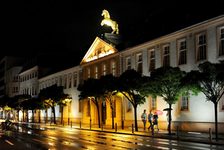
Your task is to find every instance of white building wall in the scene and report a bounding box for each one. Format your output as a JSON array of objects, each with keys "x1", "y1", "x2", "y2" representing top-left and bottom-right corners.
[{"x1": 119, "y1": 15, "x2": 224, "y2": 132}]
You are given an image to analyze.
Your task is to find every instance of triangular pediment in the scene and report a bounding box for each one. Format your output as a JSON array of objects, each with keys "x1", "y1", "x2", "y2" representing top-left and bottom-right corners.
[{"x1": 80, "y1": 37, "x2": 118, "y2": 64}]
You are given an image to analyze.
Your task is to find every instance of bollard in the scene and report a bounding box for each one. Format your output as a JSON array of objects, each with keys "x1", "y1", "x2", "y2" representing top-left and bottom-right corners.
[
  {"x1": 115, "y1": 123, "x2": 117, "y2": 132},
  {"x1": 132, "y1": 124, "x2": 134, "y2": 134},
  {"x1": 71, "y1": 121, "x2": 72, "y2": 128},
  {"x1": 80, "y1": 121, "x2": 81, "y2": 129},
  {"x1": 176, "y1": 126, "x2": 179, "y2": 140},
  {"x1": 209, "y1": 128, "x2": 212, "y2": 142}
]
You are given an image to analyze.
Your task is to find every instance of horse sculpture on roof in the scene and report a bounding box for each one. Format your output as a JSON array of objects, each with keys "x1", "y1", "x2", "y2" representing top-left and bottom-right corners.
[{"x1": 101, "y1": 9, "x2": 119, "y2": 34}]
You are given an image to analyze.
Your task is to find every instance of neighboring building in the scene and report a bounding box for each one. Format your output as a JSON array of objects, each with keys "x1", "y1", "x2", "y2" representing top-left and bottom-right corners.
[
  {"x1": 0, "y1": 56, "x2": 24, "y2": 98},
  {"x1": 38, "y1": 65, "x2": 82, "y2": 123},
  {"x1": 0, "y1": 15, "x2": 223, "y2": 133}
]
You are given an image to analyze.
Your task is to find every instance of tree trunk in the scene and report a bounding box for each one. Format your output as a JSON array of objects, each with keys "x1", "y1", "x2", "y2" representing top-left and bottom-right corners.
[
  {"x1": 26, "y1": 110, "x2": 29, "y2": 122},
  {"x1": 61, "y1": 106, "x2": 64, "y2": 124},
  {"x1": 111, "y1": 107, "x2": 114, "y2": 129},
  {"x1": 96, "y1": 101, "x2": 101, "y2": 128},
  {"x1": 134, "y1": 105, "x2": 138, "y2": 131},
  {"x1": 52, "y1": 106, "x2": 56, "y2": 124},
  {"x1": 214, "y1": 102, "x2": 218, "y2": 141},
  {"x1": 32, "y1": 110, "x2": 34, "y2": 123},
  {"x1": 38, "y1": 110, "x2": 41, "y2": 123},
  {"x1": 168, "y1": 104, "x2": 172, "y2": 135}
]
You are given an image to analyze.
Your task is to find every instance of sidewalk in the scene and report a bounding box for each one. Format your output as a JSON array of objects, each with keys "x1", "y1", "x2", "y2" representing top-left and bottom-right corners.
[{"x1": 27, "y1": 122, "x2": 224, "y2": 145}]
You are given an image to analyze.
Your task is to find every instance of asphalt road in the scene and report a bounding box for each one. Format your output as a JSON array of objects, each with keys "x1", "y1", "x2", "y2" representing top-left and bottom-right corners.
[{"x1": 0, "y1": 124, "x2": 223, "y2": 150}]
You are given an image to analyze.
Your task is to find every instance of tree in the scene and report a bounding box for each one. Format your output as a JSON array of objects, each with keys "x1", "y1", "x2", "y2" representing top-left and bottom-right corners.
[
  {"x1": 144, "y1": 67, "x2": 186, "y2": 135},
  {"x1": 118, "y1": 69, "x2": 147, "y2": 131},
  {"x1": 100, "y1": 74, "x2": 118, "y2": 129},
  {"x1": 38, "y1": 84, "x2": 68, "y2": 124},
  {"x1": 184, "y1": 61, "x2": 224, "y2": 140},
  {"x1": 78, "y1": 78, "x2": 103, "y2": 128}
]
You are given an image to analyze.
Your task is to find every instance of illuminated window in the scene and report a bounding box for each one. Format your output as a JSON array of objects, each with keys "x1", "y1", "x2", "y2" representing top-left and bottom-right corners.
[
  {"x1": 87, "y1": 68, "x2": 91, "y2": 78},
  {"x1": 73, "y1": 72, "x2": 77, "y2": 87},
  {"x1": 162, "y1": 44, "x2": 170, "y2": 67},
  {"x1": 220, "y1": 95, "x2": 224, "y2": 111},
  {"x1": 102, "y1": 64, "x2": 106, "y2": 76},
  {"x1": 218, "y1": 26, "x2": 224, "y2": 56},
  {"x1": 178, "y1": 38, "x2": 187, "y2": 65},
  {"x1": 126, "y1": 56, "x2": 131, "y2": 70},
  {"x1": 127, "y1": 101, "x2": 132, "y2": 112},
  {"x1": 111, "y1": 61, "x2": 116, "y2": 76},
  {"x1": 196, "y1": 32, "x2": 207, "y2": 61},
  {"x1": 95, "y1": 66, "x2": 98, "y2": 79},
  {"x1": 181, "y1": 96, "x2": 189, "y2": 111},
  {"x1": 136, "y1": 53, "x2": 142, "y2": 73},
  {"x1": 151, "y1": 97, "x2": 157, "y2": 110},
  {"x1": 149, "y1": 49, "x2": 155, "y2": 71}
]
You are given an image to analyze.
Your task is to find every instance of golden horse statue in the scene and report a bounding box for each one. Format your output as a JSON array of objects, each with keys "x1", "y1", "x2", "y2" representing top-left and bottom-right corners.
[{"x1": 101, "y1": 9, "x2": 119, "y2": 34}]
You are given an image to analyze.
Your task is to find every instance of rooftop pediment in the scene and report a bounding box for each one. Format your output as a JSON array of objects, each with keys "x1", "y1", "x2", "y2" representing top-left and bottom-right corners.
[{"x1": 80, "y1": 37, "x2": 118, "y2": 64}]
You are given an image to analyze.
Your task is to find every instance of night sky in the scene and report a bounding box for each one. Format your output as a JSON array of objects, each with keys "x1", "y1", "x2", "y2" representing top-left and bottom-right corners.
[{"x1": 2, "y1": 0, "x2": 224, "y2": 66}]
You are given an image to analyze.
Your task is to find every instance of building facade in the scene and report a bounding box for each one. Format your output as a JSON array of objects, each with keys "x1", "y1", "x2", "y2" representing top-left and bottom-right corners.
[{"x1": 0, "y1": 15, "x2": 223, "y2": 133}]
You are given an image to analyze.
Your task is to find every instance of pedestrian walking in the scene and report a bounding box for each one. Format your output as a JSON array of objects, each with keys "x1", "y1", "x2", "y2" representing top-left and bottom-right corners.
[
  {"x1": 141, "y1": 109, "x2": 147, "y2": 130},
  {"x1": 153, "y1": 112, "x2": 159, "y2": 131},
  {"x1": 147, "y1": 110, "x2": 153, "y2": 131}
]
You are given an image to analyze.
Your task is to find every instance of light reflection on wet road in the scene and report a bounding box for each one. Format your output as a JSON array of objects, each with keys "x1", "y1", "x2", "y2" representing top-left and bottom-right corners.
[{"x1": 1, "y1": 124, "x2": 223, "y2": 150}]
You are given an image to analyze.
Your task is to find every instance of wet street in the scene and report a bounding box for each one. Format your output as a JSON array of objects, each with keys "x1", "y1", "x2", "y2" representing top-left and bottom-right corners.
[{"x1": 0, "y1": 124, "x2": 223, "y2": 150}]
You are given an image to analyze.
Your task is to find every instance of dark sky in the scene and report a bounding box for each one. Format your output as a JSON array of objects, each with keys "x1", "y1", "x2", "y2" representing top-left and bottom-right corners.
[{"x1": 2, "y1": 0, "x2": 224, "y2": 66}]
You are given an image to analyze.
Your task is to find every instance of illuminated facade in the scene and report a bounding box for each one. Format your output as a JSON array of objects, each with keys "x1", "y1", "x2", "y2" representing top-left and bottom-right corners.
[
  {"x1": 0, "y1": 15, "x2": 223, "y2": 133},
  {"x1": 77, "y1": 15, "x2": 224, "y2": 132}
]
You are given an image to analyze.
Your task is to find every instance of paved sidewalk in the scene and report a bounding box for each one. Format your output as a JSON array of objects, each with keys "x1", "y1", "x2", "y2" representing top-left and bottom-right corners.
[
  {"x1": 3, "y1": 121, "x2": 224, "y2": 146},
  {"x1": 30, "y1": 123, "x2": 224, "y2": 146}
]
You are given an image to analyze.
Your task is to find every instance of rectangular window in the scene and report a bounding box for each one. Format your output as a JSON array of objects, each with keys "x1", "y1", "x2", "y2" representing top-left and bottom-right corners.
[
  {"x1": 218, "y1": 27, "x2": 224, "y2": 56},
  {"x1": 102, "y1": 64, "x2": 106, "y2": 76},
  {"x1": 95, "y1": 66, "x2": 98, "y2": 79},
  {"x1": 149, "y1": 49, "x2": 155, "y2": 71},
  {"x1": 127, "y1": 101, "x2": 132, "y2": 112},
  {"x1": 126, "y1": 56, "x2": 131, "y2": 70},
  {"x1": 181, "y1": 96, "x2": 189, "y2": 111},
  {"x1": 162, "y1": 44, "x2": 170, "y2": 67},
  {"x1": 178, "y1": 39, "x2": 187, "y2": 65},
  {"x1": 136, "y1": 53, "x2": 142, "y2": 73},
  {"x1": 219, "y1": 95, "x2": 224, "y2": 111},
  {"x1": 87, "y1": 68, "x2": 91, "y2": 78},
  {"x1": 64, "y1": 75, "x2": 67, "y2": 89},
  {"x1": 151, "y1": 97, "x2": 157, "y2": 110},
  {"x1": 73, "y1": 73, "x2": 77, "y2": 87},
  {"x1": 111, "y1": 61, "x2": 116, "y2": 76},
  {"x1": 196, "y1": 33, "x2": 207, "y2": 61},
  {"x1": 68, "y1": 73, "x2": 72, "y2": 88}
]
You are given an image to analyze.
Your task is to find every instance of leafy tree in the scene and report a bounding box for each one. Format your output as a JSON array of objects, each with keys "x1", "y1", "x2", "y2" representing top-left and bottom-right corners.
[
  {"x1": 10, "y1": 94, "x2": 32, "y2": 122},
  {"x1": 144, "y1": 67, "x2": 186, "y2": 135},
  {"x1": 100, "y1": 74, "x2": 118, "y2": 129},
  {"x1": 118, "y1": 69, "x2": 147, "y2": 131},
  {"x1": 78, "y1": 78, "x2": 103, "y2": 128},
  {"x1": 58, "y1": 97, "x2": 72, "y2": 124},
  {"x1": 184, "y1": 61, "x2": 224, "y2": 140},
  {"x1": 38, "y1": 84, "x2": 68, "y2": 124}
]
